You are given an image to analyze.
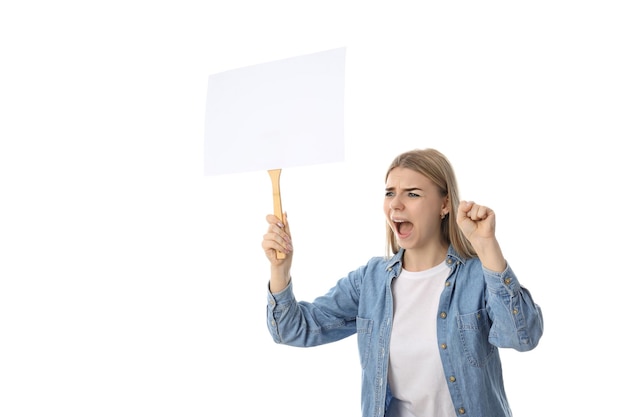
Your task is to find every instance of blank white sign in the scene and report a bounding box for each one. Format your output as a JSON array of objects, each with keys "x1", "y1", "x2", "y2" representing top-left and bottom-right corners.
[{"x1": 204, "y1": 47, "x2": 346, "y2": 176}]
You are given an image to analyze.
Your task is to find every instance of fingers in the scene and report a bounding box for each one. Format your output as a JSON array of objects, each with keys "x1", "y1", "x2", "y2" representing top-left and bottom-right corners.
[
  {"x1": 459, "y1": 200, "x2": 490, "y2": 221},
  {"x1": 262, "y1": 212, "x2": 293, "y2": 260},
  {"x1": 265, "y1": 213, "x2": 291, "y2": 241}
]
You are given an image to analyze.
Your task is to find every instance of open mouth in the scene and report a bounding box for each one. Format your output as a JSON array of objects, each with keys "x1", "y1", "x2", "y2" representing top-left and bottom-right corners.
[{"x1": 393, "y1": 220, "x2": 414, "y2": 239}]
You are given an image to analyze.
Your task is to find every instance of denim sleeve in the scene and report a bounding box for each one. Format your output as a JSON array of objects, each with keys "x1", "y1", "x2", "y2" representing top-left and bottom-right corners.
[
  {"x1": 483, "y1": 264, "x2": 544, "y2": 351},
  {"x1": 266, "y1": 275, "x2": 359, "y2": 347}
]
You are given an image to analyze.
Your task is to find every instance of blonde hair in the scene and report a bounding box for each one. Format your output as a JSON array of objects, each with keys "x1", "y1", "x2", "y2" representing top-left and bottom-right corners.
[{"x1": 384, "y1": 148, "x2": 476, "y2": 259}]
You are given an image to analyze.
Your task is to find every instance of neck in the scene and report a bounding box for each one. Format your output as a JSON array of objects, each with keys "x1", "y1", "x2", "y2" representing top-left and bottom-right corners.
[{"x1": 401, "y1": 242, "x2": 448, "y2": 272}]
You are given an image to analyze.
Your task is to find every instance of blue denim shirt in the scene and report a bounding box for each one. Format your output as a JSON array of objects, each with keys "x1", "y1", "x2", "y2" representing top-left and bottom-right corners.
[{"x1": 266, "y1": 246, "x2": 544, "y2": 417}]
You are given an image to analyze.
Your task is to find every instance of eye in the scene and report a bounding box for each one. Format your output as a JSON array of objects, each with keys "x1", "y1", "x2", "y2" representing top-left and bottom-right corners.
[
  {"x1": 408, "y1": 192, "x2": 421, "y2": 198},
  {"x1": 385, "y1": 191, "x2": 395, "y2": 198}
]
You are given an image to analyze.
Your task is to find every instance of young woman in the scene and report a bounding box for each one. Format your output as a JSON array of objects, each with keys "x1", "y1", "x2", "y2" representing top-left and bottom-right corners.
[{"x1": 262, "y1": 148, "x2": 543, "y2": 417}]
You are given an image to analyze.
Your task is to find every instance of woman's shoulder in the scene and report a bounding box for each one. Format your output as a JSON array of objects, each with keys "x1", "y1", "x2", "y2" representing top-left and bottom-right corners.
[
  {"x1": 345, "y1": 256, "x2": 394, "y2": 292},
  {"x1": 364, "y1": 254, "x2": 397, "y2": 268},
  {"x1": 354, "y1": 255, "x2": 399, "y2": 278},
  {"x1": 454, "y1": 255, "x2": 485, "y2": 273}
]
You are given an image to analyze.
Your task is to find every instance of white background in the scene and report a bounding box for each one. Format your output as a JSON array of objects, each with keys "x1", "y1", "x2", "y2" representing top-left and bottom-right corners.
[{"x1": 1, "y1": 1, "x2": 624, "y2": 416}]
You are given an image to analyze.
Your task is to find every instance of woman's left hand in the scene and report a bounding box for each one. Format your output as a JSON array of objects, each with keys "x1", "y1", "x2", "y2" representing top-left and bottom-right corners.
[
  {"x1": 457, "y1": 200, "x2": 497, "y2": 243},
  {"x1": 457, "y1": 200, "x2": 506, "y2": 272}
]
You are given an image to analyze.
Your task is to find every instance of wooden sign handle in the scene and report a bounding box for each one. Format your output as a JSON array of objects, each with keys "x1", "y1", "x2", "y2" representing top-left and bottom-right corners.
[{"x1": 267, "y1": 169, "x2": 286, "y2": 259}]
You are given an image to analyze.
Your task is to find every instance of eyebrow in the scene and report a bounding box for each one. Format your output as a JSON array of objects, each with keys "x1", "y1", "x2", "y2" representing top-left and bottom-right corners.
[{"x1": 385, "y1": 186, "x2": 424, "y2": 192}]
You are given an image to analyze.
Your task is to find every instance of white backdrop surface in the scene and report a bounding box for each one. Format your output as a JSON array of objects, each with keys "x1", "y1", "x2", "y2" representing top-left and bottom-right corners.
[{"x1": 1, "y1": 1, "x2": 624, "y2": 416}]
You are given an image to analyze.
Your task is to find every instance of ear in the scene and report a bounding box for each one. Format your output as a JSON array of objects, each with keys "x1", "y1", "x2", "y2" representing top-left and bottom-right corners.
[{"x1": 440, "y1": 195, "x2": 450, "y2": 216}]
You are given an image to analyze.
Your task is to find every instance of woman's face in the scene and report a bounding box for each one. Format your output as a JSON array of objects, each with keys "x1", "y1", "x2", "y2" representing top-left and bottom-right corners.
[{"x1": 384, "y1": 167, "x2": 448, "y2": 251}]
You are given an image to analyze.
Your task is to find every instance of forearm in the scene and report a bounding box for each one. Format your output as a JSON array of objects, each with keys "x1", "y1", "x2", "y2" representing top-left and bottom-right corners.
[
  {"x1": 473, "y1": 238, "x2": 506, "y2": 273},
  {"x1": 269, "y1": 265, "x2": 291, "y2": 293}
]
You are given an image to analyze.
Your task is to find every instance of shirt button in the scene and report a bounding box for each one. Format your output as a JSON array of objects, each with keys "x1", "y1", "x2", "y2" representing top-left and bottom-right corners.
[
  {"x1": 504, "y1": 277, "x2": 512, "y2": 285},
  {"x1": 512, "y1": 309, "x2": 519, "y2": 315},
  {"x1": 458, "y1": 408, "x2": 466, "y2": 414},
  {"x1": 449, "y1": 376, "x2": 456, "y2": 382},
  {"x1": 446, "y1": 259, "x2": 453, "y2": 265},
  {"x1": 445, "y1": 281, "x2": 450, "y2": 287},
  {"x1": 440, "y1": 343, "x2": 447, "y2": 349},
  {"x1": 269, "y1": 299, "x2": 276, "y2": 306},
  {"x1": 271, "y1": 320, "x2": 276, "y2": 327},
  {"x1": 440, "y1": 312, "x2": 447, "y2": 319}
]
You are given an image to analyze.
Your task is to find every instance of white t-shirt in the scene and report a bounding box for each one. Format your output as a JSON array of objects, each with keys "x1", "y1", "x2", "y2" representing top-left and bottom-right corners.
[{"x1": 387, "y1": 260, "x2": 456, "y2": 417}]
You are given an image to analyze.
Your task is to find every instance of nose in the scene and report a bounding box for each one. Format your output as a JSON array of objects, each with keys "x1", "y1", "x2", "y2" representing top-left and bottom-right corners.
[{"x1": 389, "y1": 195, "x2": 403, "y2": 211}]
